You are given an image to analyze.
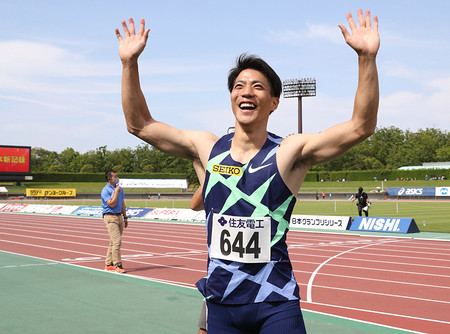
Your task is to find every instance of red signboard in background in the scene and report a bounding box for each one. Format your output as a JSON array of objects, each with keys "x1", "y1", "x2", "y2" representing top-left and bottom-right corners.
[{"x1": 0, "y1": 146, "x2": 31, "y2": 174}]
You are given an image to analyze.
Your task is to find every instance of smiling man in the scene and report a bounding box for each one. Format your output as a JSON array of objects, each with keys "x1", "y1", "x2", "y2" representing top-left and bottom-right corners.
[{"x1": 116, "y1": 8, "x2": 379, "y2": 333}]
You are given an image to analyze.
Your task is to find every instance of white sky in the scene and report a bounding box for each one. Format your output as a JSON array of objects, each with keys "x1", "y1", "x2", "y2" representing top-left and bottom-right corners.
[{"x1": 1, "y1": 0, "x2": 449, "y2": 153}]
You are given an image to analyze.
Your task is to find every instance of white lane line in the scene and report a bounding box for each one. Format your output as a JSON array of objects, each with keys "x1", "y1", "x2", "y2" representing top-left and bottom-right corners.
[
  {"x1": 304, "y1": 300, "x2": 450, "y2": 326},
  {"x1": 307, "y1": 239, "x2": 398, "y2": 303}
]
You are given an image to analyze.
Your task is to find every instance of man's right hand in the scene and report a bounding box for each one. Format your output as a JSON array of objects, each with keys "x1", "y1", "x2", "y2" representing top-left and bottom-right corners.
[{"x1": 115, "y1": 17, "x2": 151, "y2": 63}]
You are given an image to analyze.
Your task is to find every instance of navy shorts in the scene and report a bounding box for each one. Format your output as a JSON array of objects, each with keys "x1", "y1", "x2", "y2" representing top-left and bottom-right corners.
[{"x1": 206, "y1": 299, "x2": 306, "y2": 334}]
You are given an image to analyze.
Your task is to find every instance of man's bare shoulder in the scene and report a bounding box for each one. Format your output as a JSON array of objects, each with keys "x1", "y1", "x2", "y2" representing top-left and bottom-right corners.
[
  {"x1": 187, "y1": 130, "x2": 219, "y2": 147},
  {"x1": 278, "y1": 133, "x2": 317, "y2": 164},
  {"x1": 186, "y1": 130, "x2": 219, "y2": 162},
  {"x1": 275, "y1": 133, "x2": 317, "y2": 194}
]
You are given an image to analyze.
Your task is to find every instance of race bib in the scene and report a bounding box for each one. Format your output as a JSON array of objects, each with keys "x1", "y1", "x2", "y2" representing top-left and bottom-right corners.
[{"x1": 210, "y1": 213, "x2": 271, "y2": 263}]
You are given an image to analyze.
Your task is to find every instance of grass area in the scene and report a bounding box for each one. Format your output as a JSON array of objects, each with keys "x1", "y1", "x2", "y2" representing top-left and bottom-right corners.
[
  {"x1": 3, "y1": 182, "x2": 186, "y2": 194},
  {"x1": 4, "y1": 179, "x2": 450, "y2": 194},
  {"x1": 300, "y1": 179, "x2": 449, "y2": 193}
]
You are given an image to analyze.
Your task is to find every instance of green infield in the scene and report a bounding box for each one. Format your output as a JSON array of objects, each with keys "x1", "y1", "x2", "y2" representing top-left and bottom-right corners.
[{"x1": 4, "y1": 179, "x2": 450, "y2": 194}]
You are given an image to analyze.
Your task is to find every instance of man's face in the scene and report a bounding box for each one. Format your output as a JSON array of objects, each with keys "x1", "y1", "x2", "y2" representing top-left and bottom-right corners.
[
  {"x1": 230, "y1": 69, "x2": 279, "y2": 127},
  {"x1": 109, "y1": 173, "x2": 119, "y2": 186}
]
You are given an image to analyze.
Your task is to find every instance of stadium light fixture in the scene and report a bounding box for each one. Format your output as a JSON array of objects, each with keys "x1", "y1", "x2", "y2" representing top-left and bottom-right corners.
[{"x1": 282, "y1": 78, "x2": 316, "y2": 133}]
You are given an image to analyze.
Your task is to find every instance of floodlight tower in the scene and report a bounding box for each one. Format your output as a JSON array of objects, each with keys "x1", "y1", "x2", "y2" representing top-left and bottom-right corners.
[{"x1": 282, "y1": 78, "x2": 316, "y2": 133}]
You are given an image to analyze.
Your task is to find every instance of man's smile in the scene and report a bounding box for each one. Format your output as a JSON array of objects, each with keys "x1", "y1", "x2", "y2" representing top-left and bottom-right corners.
[{"x1": 239, "y1": 102, "x2": 257, "y2": 111}]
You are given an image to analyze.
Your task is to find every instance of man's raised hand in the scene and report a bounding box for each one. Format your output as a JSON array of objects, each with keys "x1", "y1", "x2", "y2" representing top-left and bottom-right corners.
[
  {"x1": 338, "y1": 9, "x2": 380, "y2": 57},
  {"x1": 115, "y1": 17, "x2": 150, "y2": 62}
]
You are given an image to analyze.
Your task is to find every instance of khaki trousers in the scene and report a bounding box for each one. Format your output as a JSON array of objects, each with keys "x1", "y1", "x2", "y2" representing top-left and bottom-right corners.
[{"x1": 103, "y1": 215, "x2": 124, "y2": 266}]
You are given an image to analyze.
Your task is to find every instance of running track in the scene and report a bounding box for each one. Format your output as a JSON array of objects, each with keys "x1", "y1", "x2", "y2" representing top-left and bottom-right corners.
[{"x1": 1, "y1": 212, "x2": 449, "y2": 333}]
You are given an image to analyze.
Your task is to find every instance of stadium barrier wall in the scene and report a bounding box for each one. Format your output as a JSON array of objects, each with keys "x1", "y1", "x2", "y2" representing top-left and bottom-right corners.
[
  {"x1": 0, "y1": 203, "x2": 206, "y2": 222},
  {"x1": 0, "y1": 203, "x2": 424, "y2": 234}
]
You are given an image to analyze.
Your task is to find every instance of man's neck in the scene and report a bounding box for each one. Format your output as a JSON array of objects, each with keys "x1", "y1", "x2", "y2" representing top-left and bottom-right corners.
[{"x1": 230, "y1": 126, "x2": 268, "y2": 164}]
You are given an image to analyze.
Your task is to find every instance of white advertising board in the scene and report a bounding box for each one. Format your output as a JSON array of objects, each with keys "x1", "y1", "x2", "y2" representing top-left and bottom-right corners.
[
  {"x1": 119, "y1": 179, "x2": 188, "y2": 189},
  {"x1": 436, "y1": 187, "x2": 450, "y2": 197},
  {"x1": 290, "y1": 214, "x2": 351, "y2": 231}
]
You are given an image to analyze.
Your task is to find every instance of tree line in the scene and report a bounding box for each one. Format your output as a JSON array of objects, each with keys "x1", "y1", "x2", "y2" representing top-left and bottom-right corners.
[
  {"x1": 31, "y1": 126, "x2": 449, "y2": 175},
  {"x1": 310, "y1": 126, "x2": 449, "y2": 171},
  {"x1": 31, "y1": 144, "x2": 196, "y2": 179}
]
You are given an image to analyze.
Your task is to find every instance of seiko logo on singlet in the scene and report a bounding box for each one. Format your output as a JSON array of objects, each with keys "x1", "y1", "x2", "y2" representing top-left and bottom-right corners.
[{"x1": 212, "y1": 164, "x2": 242, "y2": 176}]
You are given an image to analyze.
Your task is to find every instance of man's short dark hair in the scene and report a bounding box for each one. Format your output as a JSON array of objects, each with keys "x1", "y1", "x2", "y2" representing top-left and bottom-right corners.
[
  {"x1": 358, "y1": 187, "x2": 363, "y2": 192},
  {"x1": 105, "y1": 169, "x2": 116, "y2": 182},
  {"x1": 227, "y1": 54, "x2": 282, "y2": 98}
]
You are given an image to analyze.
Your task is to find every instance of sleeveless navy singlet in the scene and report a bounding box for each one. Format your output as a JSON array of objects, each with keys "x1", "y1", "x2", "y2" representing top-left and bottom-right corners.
[{"x1": 195, "y1": 132, "x2": 300, "y2": 304}]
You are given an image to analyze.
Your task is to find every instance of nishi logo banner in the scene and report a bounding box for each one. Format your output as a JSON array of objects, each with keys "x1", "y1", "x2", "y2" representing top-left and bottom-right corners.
[{"x1": 350, "y1": 216, "x2": 420, "y2": 233}]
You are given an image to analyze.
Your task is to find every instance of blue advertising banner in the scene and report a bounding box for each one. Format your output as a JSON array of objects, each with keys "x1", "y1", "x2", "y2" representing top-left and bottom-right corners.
[
  {"x1": 349, "y1": 216, "x2": 420, "y2": 233},
  {"x1": 386, "y1": 187, "x2": 435, "y2": 197},
  {"x1": 72, "y1": 206, "x2": 103, "y2": 216},
  {"x1": 126, "y1": 207, "x2": 153, "y2": 218},
  {"x1": 71, "y1": 207, "x2": 153, "y2": 218}
]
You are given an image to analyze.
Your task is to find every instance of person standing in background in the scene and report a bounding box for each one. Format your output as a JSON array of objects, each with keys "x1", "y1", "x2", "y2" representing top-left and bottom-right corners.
[
  {"x1": 353, "y1": 186, "x2": 369, "y2": 217},
  {"x1": 101, "y1": 169, "x2": 128, "y2": 273}
]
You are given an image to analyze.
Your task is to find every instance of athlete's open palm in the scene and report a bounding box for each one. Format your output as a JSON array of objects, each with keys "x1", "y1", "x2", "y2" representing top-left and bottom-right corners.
[
  {"x1": 338, "y1": 9, "x2": 380, "y2": 57},
  {"x1": 115, "y1": 18, "x2": 150, "y2": 62}
]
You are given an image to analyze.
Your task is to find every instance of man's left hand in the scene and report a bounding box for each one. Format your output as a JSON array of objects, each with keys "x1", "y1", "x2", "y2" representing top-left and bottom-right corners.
[{"x1": 338, "y1": 9, "x2": 380, "y2": 57}]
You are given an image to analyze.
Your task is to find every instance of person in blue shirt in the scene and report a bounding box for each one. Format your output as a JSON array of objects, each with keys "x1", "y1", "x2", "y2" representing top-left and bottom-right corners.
[{"x1": 101, "y1": 169, "x2": 128, "y2": 274}]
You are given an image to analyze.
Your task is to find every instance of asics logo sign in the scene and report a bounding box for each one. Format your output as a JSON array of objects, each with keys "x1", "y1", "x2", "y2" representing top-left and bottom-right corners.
[
  {"x1": 398, "y1": 188, "x2": 423, "y2": 196},
  {"x1": 248, "y1": 163, "x2": 272, "y2": 174}
]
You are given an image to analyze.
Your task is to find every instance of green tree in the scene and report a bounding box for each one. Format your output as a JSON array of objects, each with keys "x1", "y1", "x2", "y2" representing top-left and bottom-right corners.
[
  {"x1": 58, "y1": 147, "x2": 82, "y2": 172},
  {"x1": 80, "y1": 164, "x2": 94, "y2": 173},
  {"x1": 436, "y1": 144, "x2": 450, "y2": 161},
  {"x1": 109, "y1": 148, "x2": 135, "y2": 172},
  {"x1": 366, "y1": 126, "x2": 405, "y2": 168},
  {"x1": 407, "y1": 128, "x2": 449, "y2": 164},
  {"x1": 82, "y1": 146, "x2": 113, "y2": 172},
  {"x1": 30, "y1": 147, "x2": 58, "y2": 172}
]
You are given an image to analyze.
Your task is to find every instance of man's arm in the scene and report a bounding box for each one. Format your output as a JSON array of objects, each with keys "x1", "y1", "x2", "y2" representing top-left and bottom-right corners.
[
  {"x1": 116, "y1": 18, "x2": 217, "y2": 163},
  {"x1": 190, "y1": 186, "x2": 204, "y2": 211},
  {"x1": 106, "y1": 187, "x2": 121, "y2": 208},
  {"x1": 190, "y1": 159, "x2": 205, "y2": 211},
  {"x1": 278, "y1": 9, "x2": 379, "y2": 193},
  {"x1": 122, "y1": 199, "x2": 128, "y2": 228}
]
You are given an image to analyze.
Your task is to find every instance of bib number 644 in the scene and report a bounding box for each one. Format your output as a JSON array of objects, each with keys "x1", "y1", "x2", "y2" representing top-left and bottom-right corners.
[{"x1": 210, "y1": 214, "x2": 271, "y2": 263}]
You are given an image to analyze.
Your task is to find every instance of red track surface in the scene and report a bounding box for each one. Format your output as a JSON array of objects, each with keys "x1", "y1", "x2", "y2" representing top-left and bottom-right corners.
[{"x1": 1, "y1": 212, "x2": 449, "y2": 333}]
